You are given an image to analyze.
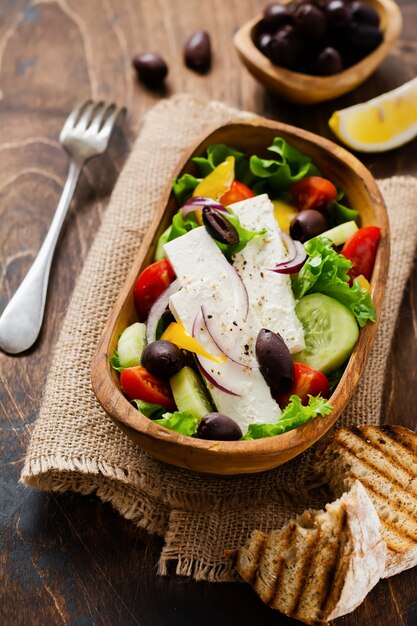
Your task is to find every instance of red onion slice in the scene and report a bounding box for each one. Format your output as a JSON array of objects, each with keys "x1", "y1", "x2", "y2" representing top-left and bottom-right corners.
[
  {"x1": 268, "y1": 240, "x2": 307, "y2": 275},
  {"x1": 146, "y1": 279, "x2": 180, "y2": 344},
  {"x1": 280, "y1": 231, "x2": 297, "y2": 260},
  {"x1": 192, "y1": 312, "x2": 242, "y2": 396},
  {"x1": 201, "y1": 306, "x2": 255, "y2": 368},
  {"x1": 181, "y1": 196, "x2": 227, "y2": 219}
]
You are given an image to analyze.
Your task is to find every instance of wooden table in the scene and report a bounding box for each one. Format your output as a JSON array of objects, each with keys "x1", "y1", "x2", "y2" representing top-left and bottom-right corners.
[{"x1": 1, "y1": 1, "x2": 416, "y2": 624}]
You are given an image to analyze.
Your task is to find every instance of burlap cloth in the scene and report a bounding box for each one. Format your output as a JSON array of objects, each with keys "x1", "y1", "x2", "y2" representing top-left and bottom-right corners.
[{"x1": 21, "y1": 94, "x2": 417, "y2": 582}]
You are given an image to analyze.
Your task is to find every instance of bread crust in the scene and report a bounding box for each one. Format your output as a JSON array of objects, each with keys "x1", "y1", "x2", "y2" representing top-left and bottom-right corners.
[
  {"x1": 234, "y1": 481, "x2": 386, "y2": 625},
  {"x1": 314, "y1": 424, "x2": 417, "y2": 578}
]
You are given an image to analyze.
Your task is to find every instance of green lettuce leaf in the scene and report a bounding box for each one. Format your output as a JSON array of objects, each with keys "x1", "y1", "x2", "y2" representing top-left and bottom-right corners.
[
  {"x1": 242, "y1": 395, "x2": 332, "y2": 440},
  {"x1": 292, "y1": 237, "x2": 376, "y2": 327},
  {"x1": 133, "y1": 400, "x2": 166, "y2": 420},
  {"x1": 172, "y1": 137, "x2": 323, "y2": 204},
  {"x1": 167, "y1": 209, "x2": 200, "y2": 242},
  {"x1": 251, "y1": 137, "x2": 321, "y2": 196},
  {"x1": 327, "y1": 200, "x2": 359, "y2": 227},
  {"x1": 172, "y1": 173, "x2": 202, "y2": 204},
  {"x1": 110, "y1": 351, "x2": 123, "y2": 373},
  {"x1": 155, "y1": 411, "x2": 198, "y2": 436}
]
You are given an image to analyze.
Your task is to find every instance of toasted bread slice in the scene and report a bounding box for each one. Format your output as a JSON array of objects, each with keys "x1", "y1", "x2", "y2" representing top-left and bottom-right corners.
[
  {"x1": 233, "y1": 481, "x2": 386, "y2": 625},
  {"x1": 314, "y1": 425, "x2": 417, "y2": 578}
]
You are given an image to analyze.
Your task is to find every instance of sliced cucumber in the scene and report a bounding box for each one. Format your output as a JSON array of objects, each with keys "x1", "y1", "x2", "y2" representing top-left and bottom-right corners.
[
  {"x1": 295, "y1": 293, "x2": 359, "y2": 375},
  {"x1": 117, "y1": 322, "x2": 147, "y2": 368},
  {"x1": 170, "y1": 366, "x2": 214, "y2": 420},
  {"x1": 154, "y1": 225, "x2": 172, "y2": 261},
  {"x1": 319, "y1": 221, "x2": 358, "y2": 247}
]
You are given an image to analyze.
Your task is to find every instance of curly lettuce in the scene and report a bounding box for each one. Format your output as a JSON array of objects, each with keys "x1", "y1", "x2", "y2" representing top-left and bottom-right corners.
[
  {"x1": 242, "y1": 395, "x2": 332, "y2": 440},
  {"x1": 292, "y1": 237, "x2": 376, "y2": 327}
]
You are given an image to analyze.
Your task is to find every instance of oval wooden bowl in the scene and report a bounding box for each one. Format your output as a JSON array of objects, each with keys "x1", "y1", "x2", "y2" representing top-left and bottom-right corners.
[
  {"x1": 91, "y1": 117, "x2": 389, "y2": 475},
  {"x1": 233, "y1": 0, "x2": 402, "y2": 104}
]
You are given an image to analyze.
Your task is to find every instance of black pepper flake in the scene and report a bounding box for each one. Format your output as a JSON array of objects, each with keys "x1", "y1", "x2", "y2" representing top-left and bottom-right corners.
[
  {"x1": 233, "y1": 321, "x2": 238, "y2": 327},
  {"x1": 207, "y1": 315, "x2": 213, "y2": 319},
  {"x1": 260, "y1": 272, "x2": 264, "y2": 278}
]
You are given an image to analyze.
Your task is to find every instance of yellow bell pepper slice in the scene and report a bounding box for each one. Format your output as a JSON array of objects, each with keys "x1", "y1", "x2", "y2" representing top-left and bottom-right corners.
[
  {"x1": 354, "y1": 274, "x2": 371, "y2": 292},
  {"x1": 193, "y1": 156, "x2": 235, "y2": 201},
  {"x1": 273, "y1": 199, "x2": 298, "y2": 234},
  {"x1": 161, "y1": 322, "x2": 223, "y2": 363}
]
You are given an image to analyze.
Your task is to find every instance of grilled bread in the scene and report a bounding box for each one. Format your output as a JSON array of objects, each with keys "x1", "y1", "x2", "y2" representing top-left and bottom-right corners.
[
  {"x1": 233, "y1": 481, "x2": 386, "y2": 625},
  {"x1": 314, "y1": 425, "x2": 417, "y2": 578}
]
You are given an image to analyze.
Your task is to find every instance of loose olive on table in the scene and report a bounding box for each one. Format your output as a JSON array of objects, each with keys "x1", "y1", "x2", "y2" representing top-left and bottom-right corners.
[
  {"x1": 184, "y1": 31, "x2": 212, "y2": 73},
  {"x1": 132, "y1": 52, "x2": 168, "y2": 86}
]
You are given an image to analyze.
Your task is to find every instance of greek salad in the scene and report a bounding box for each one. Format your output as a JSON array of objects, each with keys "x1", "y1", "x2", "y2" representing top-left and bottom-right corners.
[{"x1": 111, "y1": 137, "x2": 380, "y2": 441}]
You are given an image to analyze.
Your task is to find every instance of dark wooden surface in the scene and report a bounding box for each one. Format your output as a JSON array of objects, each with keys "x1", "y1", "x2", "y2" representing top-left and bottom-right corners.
[{"x1": 0, "y1": 1, "x2": 416, "y2": 624}]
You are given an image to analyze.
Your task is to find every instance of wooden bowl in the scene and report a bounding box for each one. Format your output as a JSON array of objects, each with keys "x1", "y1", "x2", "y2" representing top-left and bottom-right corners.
[
  {"x1": 91, "y1": 117, "x2": 389, "y2": 475},
  {"x1": 233, "y1": 0, "x2": 402, "y2": 104}
]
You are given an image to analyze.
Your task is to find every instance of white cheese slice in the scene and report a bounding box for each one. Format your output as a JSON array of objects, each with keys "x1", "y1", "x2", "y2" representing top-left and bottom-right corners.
[
  {"x1": 164, "y1": 227, "x2": 281, "y2": 432},
  {"x1": 231, "y1": 194, "x2": 305, "y2": 353}
]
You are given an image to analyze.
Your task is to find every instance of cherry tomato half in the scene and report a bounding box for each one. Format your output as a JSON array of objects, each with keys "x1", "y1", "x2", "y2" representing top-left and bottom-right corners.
[
  {"x1": 277, "y1": 363, "x2": 330, "y2": 408},
  {"x1": 134, "y1": 259, "x2": 175, "y2": 321},
  {"x1": 288, "y1": 176, "x2": 337, "y2": 212},
  {"x1": 219, "y1": 180, "x2": 255, "y2": 206},
  {"x1": 120, "y1": 366, "x2": 176, "y2": 411},
  {"x1": 341, "y1": 226, "x2": 381, "y2": 282}
]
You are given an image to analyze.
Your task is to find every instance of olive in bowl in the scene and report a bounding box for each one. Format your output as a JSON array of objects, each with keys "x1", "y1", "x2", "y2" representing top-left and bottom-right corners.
[{"x1": 233, "y1": 0, "x2": 402, "y2": 103}]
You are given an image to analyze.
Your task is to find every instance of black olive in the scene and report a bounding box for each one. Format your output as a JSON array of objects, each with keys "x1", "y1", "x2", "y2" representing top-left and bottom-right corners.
[
  {"x1": 255, "y1": 329, "x2": 294, "y2": 396},
  {"x1": 314, "y1": 47, "x2": 343, "y2": 75},
  {"x1": 325, "y1": 0, "x2": 352, "y2": 28},
  {"x1": 294, "y1": 3, "x2": 327, "y2": 40},
  {"x1": 184, "y1": 31, "x2": 212, "y2": 73},
  {"x1": 351, "y1": 1, "x2": 380, "y2": 27},
  {"x1": 266, "y1": 25, "x2": 301, "y2": 70},
  {"x1": 290, "y1": 209, "x2": 328, "y2": 242},
  {"x1": 132, "y1": 52, "x2": 168, "y2": 86},
  {"x1": 196, "y1": 413, "x2": 243, "y2": 441},
  {"x1": 141, "y1": 340, "x2": 183, "y2": 379},
  {"x1": 256, "y1": 31, "x2": 273, "y2": 54},
  {"x1": 263, "y1": 3, "x2": 293, "y2": 32},
  {"x1": 202, "y1": 206, "x2": 239, "y2": 245},
  {"x1": 345, "y1": 22, "x2": 383, "y2": 51}
]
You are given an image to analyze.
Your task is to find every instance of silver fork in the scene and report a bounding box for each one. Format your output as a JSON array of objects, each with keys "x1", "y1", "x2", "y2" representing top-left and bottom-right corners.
[{"x1": 0, "y1": 100, "x2": 125, "y2": 354}]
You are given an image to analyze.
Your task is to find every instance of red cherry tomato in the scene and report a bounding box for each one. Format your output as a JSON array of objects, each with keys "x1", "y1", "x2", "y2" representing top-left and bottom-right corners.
[
  {"x1": 120, "y1": 366, "x2": 176, "y2": 411},
  {"x1": 288, "y1": 176, "x2": 337, "y2": 211},
  {"x1": 134, "y1": 259, "x2": 175, "y2": 321},
  {"x1": 219, "y1": 180, "x2": 255, "y2": 205},
  {"x1": 341, "y1": 226, "x2": 381, "y2": 282},
  {"x1": 278, "y1": 363, "x2": 330, "y2": 408}
]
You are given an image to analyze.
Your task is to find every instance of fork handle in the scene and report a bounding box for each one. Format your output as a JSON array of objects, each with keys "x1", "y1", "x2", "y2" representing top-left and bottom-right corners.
[{"x1": 0, "y1": 160, "x2": 82, "y2": 354}]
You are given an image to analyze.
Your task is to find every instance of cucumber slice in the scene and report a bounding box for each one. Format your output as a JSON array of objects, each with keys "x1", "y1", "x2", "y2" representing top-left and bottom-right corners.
[
  {"x1": 295, "y1": 293, "x2": 359, "y2": 374},
  {"x1": 118, "y1": 322, "x2": 147, "y2": 368},
  {"x1": 154, "y1": 225, "x2": 172, "y2": 261},
  {"x1": 170, "y1": 366, "x2": 214, "y2": 420},
  {"x1": 319, "y1": 221, "x2": 358, "y2": 246}
]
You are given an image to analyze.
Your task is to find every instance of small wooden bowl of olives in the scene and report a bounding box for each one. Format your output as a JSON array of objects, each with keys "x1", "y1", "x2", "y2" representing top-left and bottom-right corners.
[
  {"x1": 92, "y1": 117, "x2": 389, "y2": 475},
  {"x1": 234, "y1": 0, "x2": 402, "y2": 104}
]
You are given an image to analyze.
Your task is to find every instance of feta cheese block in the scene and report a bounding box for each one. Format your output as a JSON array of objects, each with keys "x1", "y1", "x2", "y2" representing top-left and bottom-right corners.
[
  {"x1": 164, "y1": 227, "x2": 281, "y2": 432},
  {"x1": 231, "y1": 194, "x2": 305, "y2": 353}
]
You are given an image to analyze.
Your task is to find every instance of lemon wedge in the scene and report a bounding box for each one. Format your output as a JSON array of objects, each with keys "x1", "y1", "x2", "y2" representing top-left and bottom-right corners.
[{"x1": 329, "y1": 76, "x2": 417, "y2": 153}]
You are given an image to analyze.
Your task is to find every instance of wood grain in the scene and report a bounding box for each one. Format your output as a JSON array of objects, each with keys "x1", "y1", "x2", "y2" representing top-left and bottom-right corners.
[{"x1": 0, "y1": 0, "x2": 416, "y2": 624}]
